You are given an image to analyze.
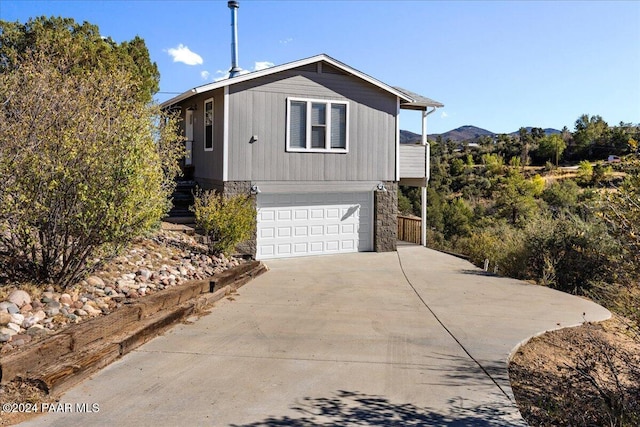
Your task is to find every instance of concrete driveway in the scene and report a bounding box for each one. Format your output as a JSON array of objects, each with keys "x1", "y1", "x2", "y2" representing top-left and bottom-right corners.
[{"x1": 22, "y1": 246, "x2": 610, "y2": 426}]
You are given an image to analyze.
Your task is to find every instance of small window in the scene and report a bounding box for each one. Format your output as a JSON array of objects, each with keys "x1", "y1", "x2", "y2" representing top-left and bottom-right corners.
[
  {"x1": 289, "y1": 101, "x2": 307, "y2": 149},
  {"x1": 330, "y1": 103, "x2": 347, "y2": 149},
  {"x1": 287, "y1": 98, "x2": 348, "y2": 152},
  {"x1": 204, "y1": 98, "x2": 213, "y2": 151}
]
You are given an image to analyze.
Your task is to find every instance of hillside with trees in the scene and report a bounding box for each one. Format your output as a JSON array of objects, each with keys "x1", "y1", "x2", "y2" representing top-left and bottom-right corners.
[
  {"x1": 401, "y1": 117, "x2": 640, "y2": 323},
  {"x1": 400, "y1": 117, "x2": 640, "y2": 425}
]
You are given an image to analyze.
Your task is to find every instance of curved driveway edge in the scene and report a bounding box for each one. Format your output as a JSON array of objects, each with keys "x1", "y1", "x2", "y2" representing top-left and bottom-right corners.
[
  {"x1": 396, "y1": 246, "x2": 611, "y2": 403},
  {"x1": 21, "y1": 246, "x2": 610, "y2": 426}
]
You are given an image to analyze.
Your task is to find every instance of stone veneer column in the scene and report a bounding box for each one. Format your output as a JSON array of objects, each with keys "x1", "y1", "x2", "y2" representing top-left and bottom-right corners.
[
  {"x1": 374, "y1": 181, "x2": 398, "y2": 252},
  {"x1": 222, "y1": 181, "x2": 257, "y2": 258}
]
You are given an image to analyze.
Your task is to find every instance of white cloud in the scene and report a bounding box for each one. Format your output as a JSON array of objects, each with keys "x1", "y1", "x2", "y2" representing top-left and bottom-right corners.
[
  {"x1": 279, "y1": 37, "x2": 293, "y2": 44},
  {"x1": 214, "y1": 69, "x2": 250, "y2": 81},
  {"x1": 441, "y1": 111, "x2": 449, "y2": 119},
  {"x1": 253, "y1": 61, "x2": 274, "y2": 71},
  {"x1": 200, "y1": 70, "x2": 210, "y2": 80},
  {"x1": 166, "y1": 44, "x2": 203, "y2": 66}
]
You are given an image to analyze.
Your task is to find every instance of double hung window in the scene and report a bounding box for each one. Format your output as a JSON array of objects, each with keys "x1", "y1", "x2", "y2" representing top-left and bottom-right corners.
[{"x1": 287, "y1": 98, "x2": 348, "y2": 152}]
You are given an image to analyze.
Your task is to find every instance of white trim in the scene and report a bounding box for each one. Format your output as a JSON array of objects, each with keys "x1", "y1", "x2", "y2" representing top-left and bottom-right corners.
[
  {"x1": 256, "y1": 190, "x2": 374, "y2": 260},
  {"x1": 160, "y1": 54, "x2": 413, "y2": 109},
  {"x1": 395, "y1": 97, "x2": 400, "y2": 182},
  {"x1": 223, "y1": 86, "x2": 229, "y2": 181},
  {"x1": 252, "y1": 181, "x2": 379, "y2": 194},
  {"x1": 286, "y1": 97, "x2": 349, "y2": 153},
  {"x1": 203, "y1": 97, "x2": 214, "y2": 152}
]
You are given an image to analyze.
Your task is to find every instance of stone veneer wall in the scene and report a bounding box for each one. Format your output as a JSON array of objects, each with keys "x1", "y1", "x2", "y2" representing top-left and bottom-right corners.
[
  {"x1": 222, "y1": 181, "x2": 257, "y2": 258},
  {"x1": 374, "y1": 181, "x2": 398, "y2": 252},
  {"x1": 194, "y1": 177, "x2": 223, "y2": 193}
]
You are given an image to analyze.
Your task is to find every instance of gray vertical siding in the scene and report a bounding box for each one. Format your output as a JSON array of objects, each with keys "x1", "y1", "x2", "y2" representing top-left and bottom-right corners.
[
  {"x1": 177, "y1": 88, "x2": 225, "y2": 186},
  {"x1": 226, "y1": 68, "x2": 397, "y2": 182}
]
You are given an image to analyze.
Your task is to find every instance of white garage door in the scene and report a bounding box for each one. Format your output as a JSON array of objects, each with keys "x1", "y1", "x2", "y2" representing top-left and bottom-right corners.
[{"x1": 256, "y1": 192, "x2": 373, "y2": 260}]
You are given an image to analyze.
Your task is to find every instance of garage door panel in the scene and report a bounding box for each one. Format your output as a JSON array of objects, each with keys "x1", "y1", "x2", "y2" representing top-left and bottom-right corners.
[
  {"x1": 341, "y1": 224, "x2": 355, "y2": 234},
  {"x1": 342, "y1": 240, "x2": 355, "y2": 250},
  {"x1": 326, "y1": 240, "x2": 340, "y2": 251},
  {"x1": 257, "y1": 192, "x2": 373, "y2": 260},
  {"x1": 277, "y1": 243, "x2": 292, "y2": 255},
  {"x1": 326, "y1": 224, "x2": 339, "y2": 235},
  {"x1": 260, "y1": 228, "x2": 275, "y2": 238},
  {"x1": 277, "y1": 227, "x2": 292, "y2": 237},
  {"x1": 260, "y1": 210, "x2": 276, "y2": 221},
  {"x1": 309, "y1": 242, "x2": 323, "y2": 253},
  {"x1": 310, "y1": 225, "x2": 323, "y2": 236},
  {"x1": 293, "y1": 242, "x2": 308, "y2": 254},
  {"x1": 294, "y1": 210, "x2": 308, "y2": 220},
  {"x1": 259, "y1": 245, "x2": 275, "y2": 257},
  {"x1": 277, "y1": 210, "x2": 292, "y2": 220},
  {"x1": 326, "y1": 208, "x2": 340, "y2": 219}
]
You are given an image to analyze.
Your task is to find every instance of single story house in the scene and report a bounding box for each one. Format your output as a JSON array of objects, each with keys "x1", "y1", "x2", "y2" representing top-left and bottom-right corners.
[{"x1": 161, "y1": 54, "x2": 443, "y2": 260}]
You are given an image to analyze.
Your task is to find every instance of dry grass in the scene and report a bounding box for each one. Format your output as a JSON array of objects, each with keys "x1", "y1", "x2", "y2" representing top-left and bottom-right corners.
[{"x1": 510, "y1": 316, "x2": 640, "y2": 426}]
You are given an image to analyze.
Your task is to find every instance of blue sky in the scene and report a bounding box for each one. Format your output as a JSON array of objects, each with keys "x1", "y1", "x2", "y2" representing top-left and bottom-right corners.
[{"x1": 1, "y1": 0, "x2": 638, "y2": 134}]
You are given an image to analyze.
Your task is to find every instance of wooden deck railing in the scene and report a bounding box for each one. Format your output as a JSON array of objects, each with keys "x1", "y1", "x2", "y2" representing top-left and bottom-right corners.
[{"x1": 397, "y1": 215, "x2": 422, "y2": 245}]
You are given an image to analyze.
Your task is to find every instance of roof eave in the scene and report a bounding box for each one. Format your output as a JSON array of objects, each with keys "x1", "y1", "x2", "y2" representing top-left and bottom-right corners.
[
  {"x1": 400, "y1": 101, "x2": 445, "y2": 111},
  {"x1": 160, "y1": 54, "x2": 414, "y2": 108},
  {"x1": 160, "y1": 89, "x2": 197, "y2": 109}
]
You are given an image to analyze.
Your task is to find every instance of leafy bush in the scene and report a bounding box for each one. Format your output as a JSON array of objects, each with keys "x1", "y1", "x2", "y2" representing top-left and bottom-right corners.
[
  {"x1": 524, "y1": 214, "x2": 621, "y2": 295},
  {"x1": 0, "y1": 48, "x2": 182, "y2": 287},
  {"x1": 193, "y1": 190, "x2": 256, "y2": 256},
  {"x1": 598, "y1": 159, "x2": 640, "y2": 277},
  {"x1": 577, "y1": 160, "x2": 593, "y2": 185},
  {"x1": 542, "y1": 179, "x2": 580, "y2": 212},
  {"x1": 494, "y1": 170, "x2": 539, "y2": 225},
  {"x1": 481, "y1": 153, "x2": 505, "y2": 176},
  {"x1": 591, "y1": 162, "x2": 612, "y2": 186},
  {"x1": 458, "y1": 221, "x2": 528, "y2": 278},
  {"x1": 530, "y1": 174, "x2": 546, "y2": 197},
  {"x1": 443, "y1": 198, "x2": 473, "y2": 239}
]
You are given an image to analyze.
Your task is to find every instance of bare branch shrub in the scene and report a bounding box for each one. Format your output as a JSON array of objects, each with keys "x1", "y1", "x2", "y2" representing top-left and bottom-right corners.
[{"x1": 561, "y1": 326, "x2": 640, "y2": 426}]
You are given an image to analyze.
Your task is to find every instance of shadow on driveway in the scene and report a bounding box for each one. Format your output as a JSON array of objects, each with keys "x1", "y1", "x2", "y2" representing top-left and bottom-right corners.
[{"x1": 231, "y1": 389, "x2": 518, "y2": 427}]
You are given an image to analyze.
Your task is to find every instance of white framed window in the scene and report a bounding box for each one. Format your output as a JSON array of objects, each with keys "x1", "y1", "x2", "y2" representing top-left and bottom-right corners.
[
  {"x1": 286, "y1": 97, "x2": 348, "y2": 153},
  {"x1": 204, "y1": 98, "x2": 214, "y2": 151}
]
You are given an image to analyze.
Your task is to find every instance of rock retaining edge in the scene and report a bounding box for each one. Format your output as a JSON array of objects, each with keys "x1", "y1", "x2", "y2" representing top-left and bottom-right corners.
[{"x1": 0, "y1": 260, "x2": 268, "y2": 396}]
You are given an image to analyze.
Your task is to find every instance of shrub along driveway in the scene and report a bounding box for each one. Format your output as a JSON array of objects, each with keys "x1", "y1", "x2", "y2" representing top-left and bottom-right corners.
[{"x1": 22, "y1": 246, "x2": 610, "y2": 426}]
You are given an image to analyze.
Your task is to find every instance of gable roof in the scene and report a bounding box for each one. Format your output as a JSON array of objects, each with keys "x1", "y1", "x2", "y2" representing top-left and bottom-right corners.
[
  {"x1": 161, "y1": 54, "x2": 421, "y2": 108},
  {"x1": 393, "y1": 86, "x2": 444, "y2": 110}
]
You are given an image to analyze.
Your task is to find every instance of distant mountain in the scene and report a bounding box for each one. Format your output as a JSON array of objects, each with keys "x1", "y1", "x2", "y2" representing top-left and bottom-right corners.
[
  {"x1": 436, "y1": 125, "x2": 494, "y2": 142},
  {"x1": 400, "y1": 130, "x2": 422, "y2": 144},
  {"x1": 400, "y1": 125, "x2": 562, "y2": 143}
]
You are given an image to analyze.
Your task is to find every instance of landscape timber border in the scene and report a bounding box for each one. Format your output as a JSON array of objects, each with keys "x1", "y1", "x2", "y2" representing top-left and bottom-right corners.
[{"x1": 0, "y1": 261, "x2": 268, "y2": 396}]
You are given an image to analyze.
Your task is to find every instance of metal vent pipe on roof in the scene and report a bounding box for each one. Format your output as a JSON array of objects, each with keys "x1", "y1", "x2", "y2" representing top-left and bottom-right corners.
[{"x1": 228, "y1": 0, "x2": 242, "y2": 77}]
